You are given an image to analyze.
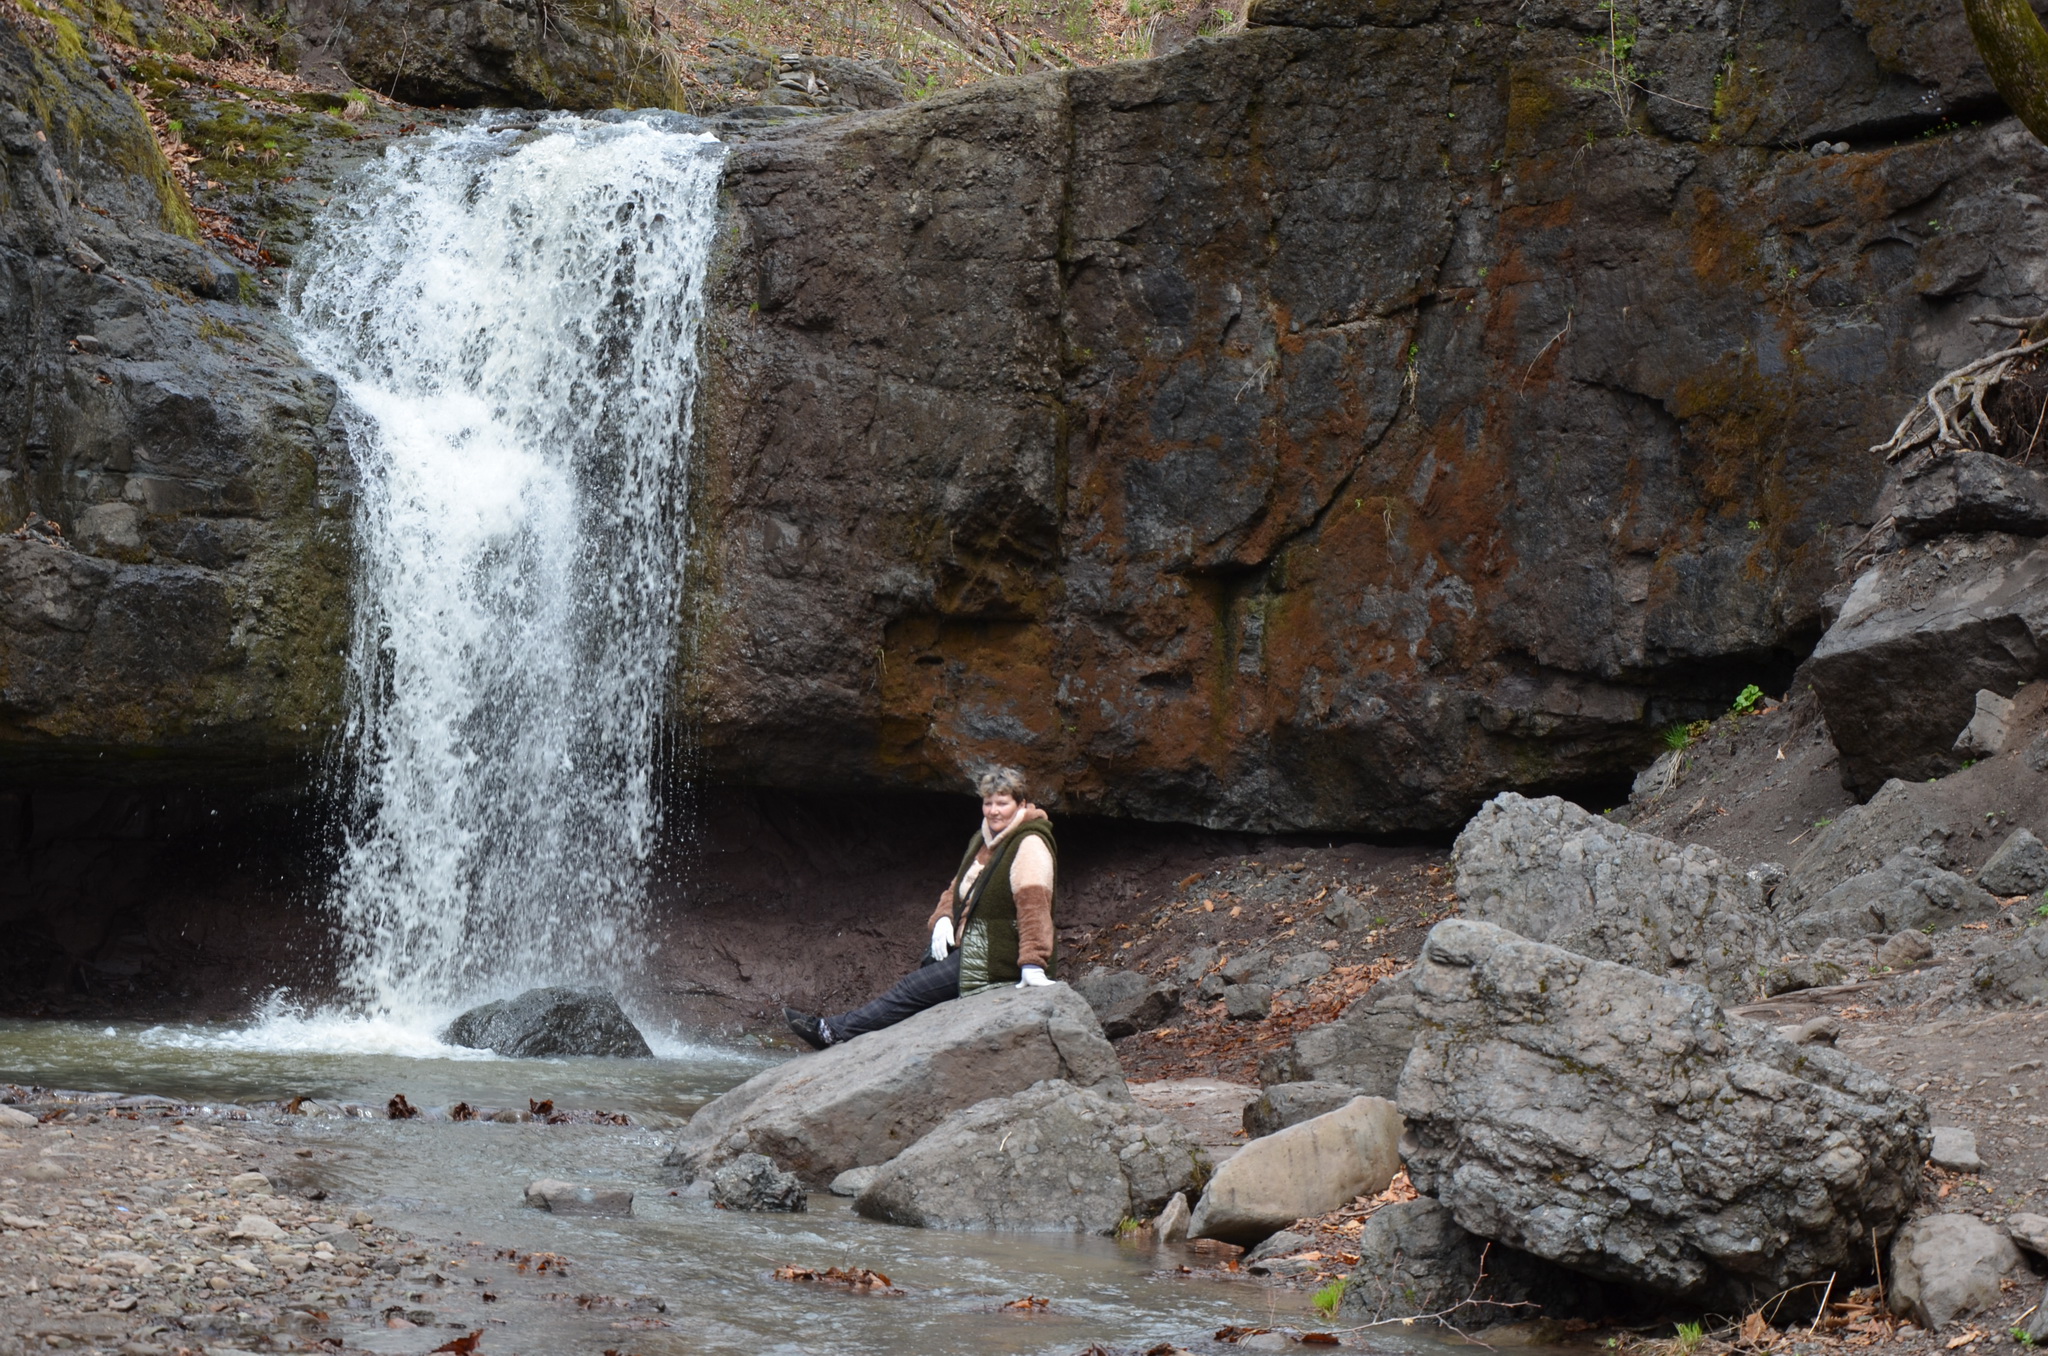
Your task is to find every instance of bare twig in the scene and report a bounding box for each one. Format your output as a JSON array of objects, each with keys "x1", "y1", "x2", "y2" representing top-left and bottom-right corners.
[{"x1": 1329, "y1": 1242, "x2": 1538, "y2": 1341}]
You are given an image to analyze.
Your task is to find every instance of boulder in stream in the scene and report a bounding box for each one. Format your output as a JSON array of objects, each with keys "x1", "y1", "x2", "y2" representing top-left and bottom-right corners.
[
  {"x1": 853, "y1": 1080, "x2": 1206, "y2": 1233},
  {"x1": 443, "y1": 987, "x2": 654, "y2": 1058},
  {"x1": 525, "y1": 1179, "x2": 633, "y2": 1217},
  {"x1": 664, "y1": 984, "x2": 1123, "y2": 1186},
  {"x1": 1400, "y1": 920, "x2": 1928, "y2": 1303},
  {"x1": 709, "y1": 1154, "x2": 807, "y2": 1212},
  {"x1": 1188, "y1": 1096, "x2": 1402, "y2": 1246}
]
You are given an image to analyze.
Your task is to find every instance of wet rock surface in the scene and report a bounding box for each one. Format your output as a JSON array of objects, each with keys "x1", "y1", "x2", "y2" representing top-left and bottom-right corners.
[
  {"x1": 1401, "y1": 919, "x2": 1928, "y2": 1303},
  {"x1": 853, "y1": 1078, "x2": 1205, "y2": 1233},
  {"x1": 706, "y1": 1153, "x2": 806, "y2": 1213},
  {"x1": 663, "y1": 984, "x2": 1124, "y2": 1185},
  {"x1": 442, "y1": 987, "x2": 653, "y2": 1058}
]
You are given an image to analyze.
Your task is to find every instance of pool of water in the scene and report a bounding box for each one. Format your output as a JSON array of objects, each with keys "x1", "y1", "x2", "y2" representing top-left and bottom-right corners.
[
  {"x1": 0, "y1": 1017, "x2": 763, "y2": 1126},
  {"x1": 0, "y1": 1019, "x2": 1344, "y2": 1355}
]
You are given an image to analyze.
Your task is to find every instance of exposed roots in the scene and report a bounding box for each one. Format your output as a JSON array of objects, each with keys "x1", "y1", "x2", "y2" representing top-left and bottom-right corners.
[{"x1": 1871, "y1": 312, "x2": 2048, "y2": 462}]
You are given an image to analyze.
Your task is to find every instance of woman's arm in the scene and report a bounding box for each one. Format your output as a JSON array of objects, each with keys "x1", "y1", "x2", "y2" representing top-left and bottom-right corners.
[
  {"x1": 1010, "y1": 836, "x2": 1055, "y2": 968},
  {"x1": 927, "y1": 888, "x2": 955, "y2": 932}
]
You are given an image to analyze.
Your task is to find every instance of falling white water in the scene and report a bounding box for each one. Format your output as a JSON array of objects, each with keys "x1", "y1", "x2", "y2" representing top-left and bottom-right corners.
[{"x1": 285, "y1": 112, "x2": 726, "y2": 1036}]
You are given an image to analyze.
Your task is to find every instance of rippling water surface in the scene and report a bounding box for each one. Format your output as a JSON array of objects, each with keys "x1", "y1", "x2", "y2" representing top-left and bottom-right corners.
[{"x1": 0, "y1": 1021, "x2": 1340, "y2": 1355}]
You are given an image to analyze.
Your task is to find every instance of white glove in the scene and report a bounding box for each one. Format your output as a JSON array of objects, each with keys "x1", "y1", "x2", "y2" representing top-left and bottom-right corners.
[
  {"x1": 930, "y1": 917, "x2": 954, "y2": 962},
  {"x1": 1016, "y1": 965, "x2": 1053, "y2": 988}
]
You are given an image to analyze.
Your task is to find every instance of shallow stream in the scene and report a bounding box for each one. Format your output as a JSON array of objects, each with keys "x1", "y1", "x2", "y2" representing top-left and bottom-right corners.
[{"x1": 0, "y1": 1020, "x2": 1336, "y2": 1355}]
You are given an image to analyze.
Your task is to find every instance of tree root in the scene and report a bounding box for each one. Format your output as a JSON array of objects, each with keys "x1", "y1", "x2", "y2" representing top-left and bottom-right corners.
[{"x1": 1870, "y1": 313, "x2": 2048, "y2": 462}]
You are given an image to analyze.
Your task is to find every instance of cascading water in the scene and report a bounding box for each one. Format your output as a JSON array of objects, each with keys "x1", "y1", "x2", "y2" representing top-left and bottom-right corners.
[{"x1": 285, "y1": 112, "x2": 726, "y2": 1037}]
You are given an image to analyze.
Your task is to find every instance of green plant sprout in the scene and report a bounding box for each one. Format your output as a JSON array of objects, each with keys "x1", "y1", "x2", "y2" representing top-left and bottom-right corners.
[
  {"x1": 1312, "y1": 1279, "x2": 1346, "y2": 1316},
  {"x1": 1731, "y1": 684, "x2": 1764, "y2": 715}
]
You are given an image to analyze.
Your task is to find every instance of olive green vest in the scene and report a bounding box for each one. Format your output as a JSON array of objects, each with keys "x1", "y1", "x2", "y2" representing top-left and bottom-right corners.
[{"x1": 949, "y1": 820, "x2": 1057, "y2": 994}]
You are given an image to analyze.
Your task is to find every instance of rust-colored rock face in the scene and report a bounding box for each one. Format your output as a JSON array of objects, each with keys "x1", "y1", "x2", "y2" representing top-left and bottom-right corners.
[{"x1": 686, "y1": 1, "x2": 2048, "y2": 832}]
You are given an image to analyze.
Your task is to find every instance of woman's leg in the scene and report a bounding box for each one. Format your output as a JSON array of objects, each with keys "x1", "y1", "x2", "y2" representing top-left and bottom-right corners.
[{"x1": 825, "y1": 951, "x2": 961, "y2": 1042}]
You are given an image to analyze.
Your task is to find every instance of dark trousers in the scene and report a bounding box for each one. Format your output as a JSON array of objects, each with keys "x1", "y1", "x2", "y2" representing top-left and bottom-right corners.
[{"x1": 829, "y1": 951, "x2": 960, "y2": 1041}]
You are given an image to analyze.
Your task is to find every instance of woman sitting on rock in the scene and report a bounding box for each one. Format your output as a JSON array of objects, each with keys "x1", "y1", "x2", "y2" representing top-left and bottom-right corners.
[{"x1": 784, "y1": 766, "x2": 1057, "y2": 1049}]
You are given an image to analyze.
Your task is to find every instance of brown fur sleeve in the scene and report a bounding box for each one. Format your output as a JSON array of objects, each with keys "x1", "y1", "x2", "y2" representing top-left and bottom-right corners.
[
  {"x1": 927, "y1": 888, "x2": 956, "y2": 934},
  {"x1": 1014, "y1": 884, "x2": 1054, "y2": 969}
]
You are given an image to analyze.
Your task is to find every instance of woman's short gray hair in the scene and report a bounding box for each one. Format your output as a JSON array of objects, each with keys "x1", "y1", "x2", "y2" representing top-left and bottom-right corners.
[{"x1": 975, "y1": 765, "x2": 1030, "y2": 801}]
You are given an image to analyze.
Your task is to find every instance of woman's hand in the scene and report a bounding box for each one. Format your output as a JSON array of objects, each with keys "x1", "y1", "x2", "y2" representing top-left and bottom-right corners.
[
  {"x1": 930, "y1": 917, "x2": 954, "y2": 962},
  {"x1": 1015, "y1": 966, "x2": 1053, "y2": 988}
]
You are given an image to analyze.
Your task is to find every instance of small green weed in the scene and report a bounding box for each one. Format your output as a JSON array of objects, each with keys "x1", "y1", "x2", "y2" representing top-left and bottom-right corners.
[
  {"x1": 1674, "y1": 1322, "x2": 1706, "y2": 1355},
  {"x1": 1313, "y1": 1279, "x2": 1346, "y2": 1317},
  {"x1": 1731, "y1": 683, "x2": 1764, "y2": 715}
]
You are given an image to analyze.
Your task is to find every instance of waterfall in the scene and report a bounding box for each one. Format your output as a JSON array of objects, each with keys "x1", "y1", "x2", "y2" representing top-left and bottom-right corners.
[{"x1": 287, "y1": 112, "x2": 726, "y2": 1033}]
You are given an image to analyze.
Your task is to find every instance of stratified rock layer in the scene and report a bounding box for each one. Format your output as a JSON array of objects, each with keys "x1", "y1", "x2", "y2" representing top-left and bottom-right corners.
[
  {"x1": 1400, "y1": 920, "x2": 1927, "y2": 1302},
  {"x1": 663, "y1": 984, "x2": 1123, "y2": 1185}
]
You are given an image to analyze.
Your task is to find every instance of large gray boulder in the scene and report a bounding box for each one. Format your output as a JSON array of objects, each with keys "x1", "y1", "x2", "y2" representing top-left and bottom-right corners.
[
  {"x1": 1070, "y1": 966, "x2": 1180, "y2": 1038},
  {"x1": 1400, "y1": 920, "x2": 1928, "y2": 1302},
  {"x1": 1807, "y1": 537, "x2": 2048, "y2": 796},
  {"x1": 1259, "y1": 971, "x2": 1417, "y2": 1095},
  {"x1": 853, "y1": 1080, "x2": 1205, "y2": 1233},
  {"x1": 663, "y1": 984, "x2": 1123, "y2": 1185},
  {"x1": 1971, "y1": 926, "x2": 2048, "y2": 1005},
  {"x1": 1884, "y1": 454, "x2": 2048, "y2": 544},
  {"x1": 1336, "y1": 1196, "x2": 1622, "y2": 1324},
  {"x1": 1890, "y1": 449, "x2": 2048, "y2": 541},
  {"x1": 1785, "y1": 778, "x2": 1967, "y2": 904},
  {"x1": 708, "y1": 1153, "x2": 807, "y2": 1213},
  {"x1": 1981, "y1": 827, "x2": 2048, "y2": 896},
  {"x1": 1888, "y1": 1214, "x2": 2027, "y2": 1329},
  {"x1": 1451, "y1": 793, "x2": 1779, "y2": 1002},
  {"x1": 1188, "y1": 1096, "x2": 1402, "y2": 1246},
  {"x1": 1782, "y1": 851, "x2": 2001, "y2": 949},
  {"x1": 442, "y1": 987, "x2": 652, "y2": 1058}
]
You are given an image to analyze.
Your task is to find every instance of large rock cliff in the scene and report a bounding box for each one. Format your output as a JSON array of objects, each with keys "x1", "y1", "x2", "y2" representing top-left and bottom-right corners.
[
  {"x1": 0, "y1": 0, "x2": 350, "y2": 777},
  {"x1": 681, "y1": 0, "x2": 2048, "y2": 831}
]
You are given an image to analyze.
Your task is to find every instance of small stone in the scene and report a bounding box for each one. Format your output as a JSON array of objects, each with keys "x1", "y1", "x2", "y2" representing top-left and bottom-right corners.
[
  {"x1": 707, "y1": 1154, "x2": 805, "y2": 1213},
  {"x1": 525, "y1": 1178, "x2": 634, "y2": 1217},
  {"x1": 1876, "y1": 930, "x2": 1934, "y2": 969},
  {"x1": 1322, "y1": 892, "x2": 1368, "y2": 930},
  {"x1": 227, "y1": 1171, "x2": 272, "y2": 1195},
  {"x1": 2005, "y1": 1212, "x2": 2048, "y2": 1260},
  {"x1": 1765, "y1": 957, "x2": 1847, "y2": 995},
  {"x1": 0, "y1": 1106, "x2": 36, "y2": 1129},
  {"x1": 1197, "y1": 973, "x2": 1227, "y2": 1001},
  {"x1": 1774, "y1": 1016, "x2": 1842, "y2": 1046},
  {"x1": 229, "y1": 1215, "x2": 285, "y2": 1241},
  {"x1": 1980, "y1": 827, "x2": 2048, "y2": 896},
  {"x1": 1952, "y1": 689, "x2": 2013, "y2": 758},
  {"x1": 1152, "y1": 1190, "x2": 1191, "y2": 1244},
  {"x1": 1223, "y1": 984, "x2": 1272, "y2": 1021},
  {"x1": 827, "y1": 1164, "x2": 881, "y2": 1198},
  {"x1": 23, "y1": 1161, "x2": 66, "y2": 1182},
  {"x1": 1930, "y1": 1126, "x2": 1983, "y2": 1172},
  {"x1": 1889, "y1": 1213, "x2": 2025, "y2": 1328}
]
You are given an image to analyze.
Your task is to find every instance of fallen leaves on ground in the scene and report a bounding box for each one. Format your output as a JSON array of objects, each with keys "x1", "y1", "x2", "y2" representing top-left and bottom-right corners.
[
  {"x1": 387, "y1": 1093, "x2": 417, "y2": 1120},
  {"x1": 1001, "y1": 1294, "x2": 1052, "y2": 1311},
  {"x1": 430, "y1": 1332, "x2": 483, "y2": 1354},
  {"x1": 773, "y1": 1264, "x2": 904, "y2": 1295}
]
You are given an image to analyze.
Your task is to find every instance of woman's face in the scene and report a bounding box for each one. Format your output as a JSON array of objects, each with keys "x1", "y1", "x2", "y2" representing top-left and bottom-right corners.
[{"x1": 982, "y1": 792, "x2": 1020, "y2": 835}]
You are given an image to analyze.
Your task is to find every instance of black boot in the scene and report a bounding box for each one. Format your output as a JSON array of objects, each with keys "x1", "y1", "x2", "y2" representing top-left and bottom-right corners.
[{"x1": 783, "y1": 1006, "x2": 834, "y2": 1050}]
